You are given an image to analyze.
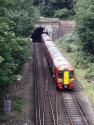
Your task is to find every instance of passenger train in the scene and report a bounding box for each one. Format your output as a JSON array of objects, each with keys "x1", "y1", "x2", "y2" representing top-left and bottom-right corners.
[{"x1": 42, "y1": 33, "x2": 75, "y2": 90}]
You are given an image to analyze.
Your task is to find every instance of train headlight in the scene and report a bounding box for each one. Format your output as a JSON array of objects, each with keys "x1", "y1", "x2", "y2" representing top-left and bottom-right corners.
[
  {"x1": 58, "y1": 78, "x2": 63, "y2": 83},
  {"x1": 70, "y1": 78, "x2": 74, "y2": 82},
  {"x1": 70, "y1": 80, "x2": 75, "y2": 85}
]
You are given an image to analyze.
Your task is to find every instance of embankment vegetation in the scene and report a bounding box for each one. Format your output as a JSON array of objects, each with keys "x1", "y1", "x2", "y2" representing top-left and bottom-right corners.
[
  {"x1": 75, "y1": 0, "x2": 94, "y2": 87},
  {"x1": 0, "y1": 0, "x2": 36, "y2": 89}
]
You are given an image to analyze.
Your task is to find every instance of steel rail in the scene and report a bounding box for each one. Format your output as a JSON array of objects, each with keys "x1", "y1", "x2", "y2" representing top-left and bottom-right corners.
[
  {"x1": 33, "y1": 43, "x2": 38, "y2": 125},
  {"x1": 73, "y1": 95, "x2": 91, "y2": 125},
  {"x1": 42, "y1": 79, "x2": 48, "y2": 125},
  {"x1": 48, "y1": 91, "x2": 57, "y2": 125},
  {"x1": 61, "y1": 94, "x2": 74, "y2": 125},
  {"x1": 62, "y1": 93, "x2": 91, "y2": 125},
  {"x1": 33, "y1": 43, "x2": 41, "y2": 125},
  {"x1": 33, "y1": 43, "x2": 58, "y2": 125},
  {"x1": 36, "y1": 43, "x2": 42, "y2": 125},
  {"x1": 38, "y1": 43, "x2": 48, "y2": 125},
  {"x1": 39, "y1": 43, "x2": 57, "y2": 125}
]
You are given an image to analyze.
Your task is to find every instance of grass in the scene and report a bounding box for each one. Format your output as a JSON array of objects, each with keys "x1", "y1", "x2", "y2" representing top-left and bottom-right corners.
[{"x1": 13, "y1": 98, "x2": 24, "y2": 113}]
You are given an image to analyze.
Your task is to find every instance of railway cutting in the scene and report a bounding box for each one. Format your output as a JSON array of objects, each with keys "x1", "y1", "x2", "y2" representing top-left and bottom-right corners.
[{"x1": 32, "y1": 32, "x2": 93, "y2": 125}]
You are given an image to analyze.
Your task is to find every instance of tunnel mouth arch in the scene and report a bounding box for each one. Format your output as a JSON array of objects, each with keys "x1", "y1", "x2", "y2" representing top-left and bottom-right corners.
[{"x1": 31, "y1": 27, "x2": 45, "y2": 42}]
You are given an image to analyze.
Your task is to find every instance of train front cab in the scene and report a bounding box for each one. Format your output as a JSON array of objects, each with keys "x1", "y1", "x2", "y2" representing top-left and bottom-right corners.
[{"x1": 55, "y1": 67, "x2": 75, "y2": 90}]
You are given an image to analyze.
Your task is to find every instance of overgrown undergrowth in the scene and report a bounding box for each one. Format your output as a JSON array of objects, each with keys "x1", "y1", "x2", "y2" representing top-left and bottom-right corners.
[{"x1": 57, "y1": 32, "x2": 94, "y2": 103}]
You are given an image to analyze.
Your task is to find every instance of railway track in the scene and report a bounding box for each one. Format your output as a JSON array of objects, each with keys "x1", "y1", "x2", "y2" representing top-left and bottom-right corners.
[
  {"x1": 42, "y1": 84, "x2": 57, "y2": 125},
  {"x1": 33, "y1": 43, "x2": 57, "y2": 125},
  {"x1": 57, "y1": 92, "x2": 92, "y2": 125}
]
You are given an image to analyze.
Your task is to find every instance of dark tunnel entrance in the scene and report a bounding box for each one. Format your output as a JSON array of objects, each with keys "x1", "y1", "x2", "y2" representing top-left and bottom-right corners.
[{"x1": 31, "y1": 27, "x2": 45, "y2": 42}]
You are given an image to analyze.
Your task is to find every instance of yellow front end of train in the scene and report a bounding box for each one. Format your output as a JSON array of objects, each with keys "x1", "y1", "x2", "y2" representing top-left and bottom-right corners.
[{"x1": 57, "y1": 68, "x2": 75, "y2": 89}]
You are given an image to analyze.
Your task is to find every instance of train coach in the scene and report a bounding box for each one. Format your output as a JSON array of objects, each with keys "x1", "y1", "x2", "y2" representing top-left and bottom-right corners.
[{"x1": 42, "y1": 33, "x2": 75, "y2": 90}]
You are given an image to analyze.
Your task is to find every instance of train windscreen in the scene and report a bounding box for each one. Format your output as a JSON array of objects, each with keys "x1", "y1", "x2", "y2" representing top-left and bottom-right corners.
[
  {"x1": 58, "y1": 71, "x2": 63, "y2": 78},
  {"x1": 69, "y1": 71, "x2": 74, "y2": 78}
]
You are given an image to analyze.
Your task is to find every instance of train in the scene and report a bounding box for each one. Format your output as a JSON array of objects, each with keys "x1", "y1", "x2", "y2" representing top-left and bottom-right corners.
[{"x1": 41, "y1": 33, "x2": 75, "y2": 90}]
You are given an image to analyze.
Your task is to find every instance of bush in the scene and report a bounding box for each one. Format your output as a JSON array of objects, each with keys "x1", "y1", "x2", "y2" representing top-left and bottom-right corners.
[
  {"x1": 40, "y1": 5, "x2": 55, "y2": 17},
  {"x1": 74, "y1": 50, "x2": 94, "y2": 69},
  {"x1": 59, "y1": 32, "x2": 79, "y2": 52},
  {"x1": 75, "y1": 0, "x2": 94, "y2": 54},
  {"x1": 54, "y1": 8, "x2": 75, "y2": 19},
  {"x1": 13, "y1": 99, "x2": 24, "y2": 112},
  {"x1": 74, "y1": 51, "x2": 87, "y2": 68},
  {"x1": 59, "y1": 32, "x2": 79, "y2": 43},
  {"x1": 84, "y1": 63, "x2": 94, "y2": 80},
  {"x1": 60, "y1": 42, "x2": 72, "y2": 53}
]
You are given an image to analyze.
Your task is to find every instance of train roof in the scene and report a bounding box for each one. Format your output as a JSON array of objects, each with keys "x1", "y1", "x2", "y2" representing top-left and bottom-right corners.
[
  {"x1": 42, "y1": 33, "x2": 74, "y2": 70},
  {"x1": 42, "y1": 33, "x2": 52, "y2": 41}
]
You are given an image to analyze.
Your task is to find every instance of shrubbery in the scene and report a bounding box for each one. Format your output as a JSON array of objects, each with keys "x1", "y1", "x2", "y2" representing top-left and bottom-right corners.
[
  {"x1": 74, "y1": 51, "x2": 93, "y2": 67},
  {"x1": 85, "y1": 64, "x2": 94, "y2": 80},
  {"x1": 0, "y1": 0, "x2": 35, "y2": 88},
  {"x1": 58, "y1": 32, "x2": 94, "y2": 80},
  {"x1": 40, "y1": 5, "x2": 54, "y2": 17},
  {"x1": 37, "y1": 0, "x2": 75, "y2": 19},
  {"x1": 54, "y1": 8, "x2": 75, "y2": 19},
  {"x1": 59, "y1": 32, "x2": 79, "y2": 52},
  {"x1": 75, "y1": 0, "x2": 94, "y2": 54},
  {"x1": 13, "y1": 98, "x2": 24, "y2": 112}
]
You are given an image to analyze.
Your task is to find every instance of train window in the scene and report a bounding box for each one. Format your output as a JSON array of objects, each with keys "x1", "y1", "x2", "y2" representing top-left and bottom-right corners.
[
  {"x1": 69, "y1": 71, "x2": 74, "y2": 78},
  {"x1": 58, "y1": 71, "x2": 63, "y2": 78}
]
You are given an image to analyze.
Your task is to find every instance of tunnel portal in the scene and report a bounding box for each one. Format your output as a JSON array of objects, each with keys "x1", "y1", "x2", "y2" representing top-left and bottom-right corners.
[{"x1": 31, "y1": 27, "x2": 45, "y2": 42}]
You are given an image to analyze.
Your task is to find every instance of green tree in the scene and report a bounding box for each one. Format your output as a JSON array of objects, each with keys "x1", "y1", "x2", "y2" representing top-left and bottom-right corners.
[
  {"x1": 39, "y1": 0, "x2": 75, "y2": 18},
  {"x1": 54, "y1": 8, "x2": 74, "y2": 19},
  {"x1": 9, "y1": 0, "x2": 35, "y2": 37},
  {"x1": 75, "y1": 0, "x2": 94, "y2": 54},
  {"x1": 0, "y1": 0, "x2": 35, "y2": 87}
]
